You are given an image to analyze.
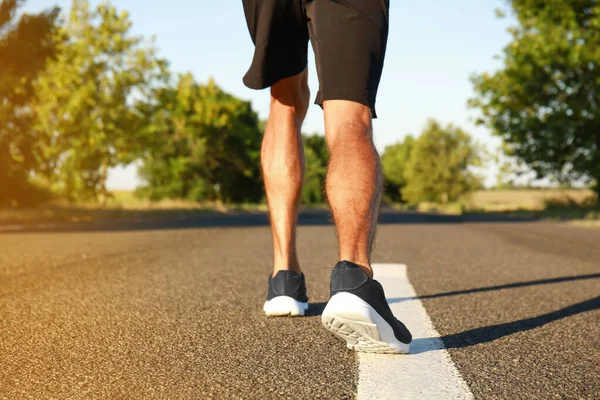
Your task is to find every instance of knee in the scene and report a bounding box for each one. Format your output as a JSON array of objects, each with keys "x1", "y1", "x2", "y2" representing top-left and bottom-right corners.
[
  {"x1": 324, "y1": 101, "x2": 373, "y2": 153},
  {"x1": 270, "y1": 69, "x2": 310, "y2": 117}
]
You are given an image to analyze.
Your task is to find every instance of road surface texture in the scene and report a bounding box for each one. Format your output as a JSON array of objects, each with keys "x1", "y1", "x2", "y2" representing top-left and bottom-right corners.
[{"x1": 1, "y1": 211, "x2": 598, "y2": 399}]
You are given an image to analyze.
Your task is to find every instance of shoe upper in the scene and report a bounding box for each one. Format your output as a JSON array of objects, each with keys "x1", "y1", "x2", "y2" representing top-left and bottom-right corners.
[
  {"x1": 266, "y1": 270, "x2": 309, "y2": 303},
  {"x1": 330, "y1": 260, "x2": 412, "y2": 344}
]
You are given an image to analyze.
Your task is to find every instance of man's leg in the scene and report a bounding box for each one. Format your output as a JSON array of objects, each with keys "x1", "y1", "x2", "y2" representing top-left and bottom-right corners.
[
  {"x1": 321, "y1": 99, "x2": 412, "y2": 353},
  {"x1": 242, "y1": 0, "x2": 311, "y2": 316},
  {"x1": 324, "y1": 100, "x2": 381, "y2": 278},
  {"x1": 304, "y1": 0, "x2": 388, "y2": 277},
  {"x1": 262, "y1": 68, "x2": 310, "y2": 277}
]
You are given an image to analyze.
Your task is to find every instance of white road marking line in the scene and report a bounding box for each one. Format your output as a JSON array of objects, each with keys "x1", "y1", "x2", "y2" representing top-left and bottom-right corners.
[{"x1": 357, "y1": 263, "x2": 473, "y2": 400}]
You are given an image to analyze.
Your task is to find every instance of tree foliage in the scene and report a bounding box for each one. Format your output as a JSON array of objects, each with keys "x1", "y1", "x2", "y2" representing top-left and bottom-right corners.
[
  {"x1": 381, "y1": 135, "x2": 414, "y2": 202},
  {"x1": 0, "y1": 1, "x2": 492, "y2": 209},
  {"x1": 33, "y1": 0, "x2": 167, "y2": 202},
  {"x1": 470, "y1": 0, "x2": 600, "y2": 197},
  {"x1": 402, "y1": 120, "x2": 483, "y2": 204},
  {"x1": 0, "y1": 0, "x2": 59, "y2": 206},
  {"x1": 136, "y1": 74, "x2": 263, "y2": 203}
]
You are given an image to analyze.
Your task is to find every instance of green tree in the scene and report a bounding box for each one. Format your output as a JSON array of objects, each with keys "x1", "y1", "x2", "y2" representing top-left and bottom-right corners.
[
  {"x1": 33, "y1": 0, "x2": 166, "y2": 202},
  {"x1": 0, "y1": 0, "x2": 59, "y2": 206},
  {"x1": 470, "y1": 0, "x2": 600, "y2": 200},
  {"x1": 402, "y1": 120, "x2": 483, "y2": 204},
  {"x1": 137, "y1": 74, "x2": 263, "y2": 203},
  {"x1": 381, "y1": 135, "x2": 414, "y2": 202},
  {"x1": 302, "y1": 133, "x2": 328, "y2": 204}
]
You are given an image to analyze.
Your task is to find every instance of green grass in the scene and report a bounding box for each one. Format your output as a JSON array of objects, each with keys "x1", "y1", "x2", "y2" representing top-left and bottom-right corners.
[
  {"x1": 570, "y1": 219, "x2": 600, "y2": 228},
  {"x1": 0, "y1": 191, "x2": 328, "y2": 226},
  {"x1": 0, "y1": 191, "x2": 228, "y2": 226},
  {"x1": 466, "y1": 204, "x2": 600, "y2": 223},
  {"x1": 2, "y1": 189, "x2": 598, "y2": 227},
  {"x1": 0, "y1": 205, "x2": 217, "y2": 226},
  {"x1": 388, "y1": 188, "x2": 599, "y2": 226}
]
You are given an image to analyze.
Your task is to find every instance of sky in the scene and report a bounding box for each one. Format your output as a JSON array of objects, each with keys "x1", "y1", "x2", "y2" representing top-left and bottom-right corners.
[{"x1": 25, "y1": 0, "x2": 515, "y2": 189}]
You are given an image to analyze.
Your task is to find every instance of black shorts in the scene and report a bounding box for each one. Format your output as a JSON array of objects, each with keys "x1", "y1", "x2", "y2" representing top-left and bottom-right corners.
[{"x1": 242, "y1": 0, "x2": 390, "y2": 118}]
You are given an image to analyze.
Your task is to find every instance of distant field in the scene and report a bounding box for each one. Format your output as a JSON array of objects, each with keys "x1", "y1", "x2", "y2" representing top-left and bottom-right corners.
[
  {"x1": 392, "y1": 189, "x2": 599, "y2": 223},
  {"x1": 465, "y1": 189, "x2": 596, "y2": 211},
  {"x1": 107, "y1": 191, "x2": 230, "y2": 211},
  {"x1": 0, "y1": 192, "x2": 237, "y2": 226},
  {"x1": 1, "y1": 189, "x2": 597, "y2": 226},
  {"x1": 0, "y1": 191, "x2": 278, "y2": 226}
]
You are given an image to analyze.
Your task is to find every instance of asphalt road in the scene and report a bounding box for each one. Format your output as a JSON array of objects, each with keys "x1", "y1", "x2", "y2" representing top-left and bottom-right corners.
[{"x1": 1, "y1": 211, "x2": 598, "y2": 399}]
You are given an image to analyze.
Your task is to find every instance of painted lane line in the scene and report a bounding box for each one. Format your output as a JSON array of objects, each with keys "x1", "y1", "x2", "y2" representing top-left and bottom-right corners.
[{"x1": 357, "y1": 263, "x2": 473, "y2": 400}]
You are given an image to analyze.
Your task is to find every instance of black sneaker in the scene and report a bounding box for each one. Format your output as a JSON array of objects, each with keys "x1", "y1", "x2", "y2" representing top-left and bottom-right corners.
[
  {"x1": 263, "y1": 270, "x2": 309, "y2": 316},
  {"x1": 321, "y1": 261, "x2": 412, "y2": 353}
]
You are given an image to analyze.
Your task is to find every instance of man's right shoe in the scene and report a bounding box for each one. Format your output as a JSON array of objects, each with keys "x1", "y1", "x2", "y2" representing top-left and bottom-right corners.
[{"x1": 321, "y1": 261, "x2": 412, "y2": 354}]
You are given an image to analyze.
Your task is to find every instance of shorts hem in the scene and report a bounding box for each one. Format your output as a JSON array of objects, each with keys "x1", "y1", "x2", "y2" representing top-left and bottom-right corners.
[
  {"x1": 243, "y1": 63, "x2": 308, "y2": 90},
  {"x1": 315, "y1": 89, "x2": 378, "y2": 118}
]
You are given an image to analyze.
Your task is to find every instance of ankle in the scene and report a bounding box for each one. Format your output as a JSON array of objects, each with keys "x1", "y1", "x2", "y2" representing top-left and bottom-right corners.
[
  {"x1": 272, "y1": 267, "x2": 302, "y2": 277},
  {"x1": 340, "y1": 259, "x2": 373, "y2": 279},
  {"x1": 272, "y1": 258, "x2": 302, "y2": 277}
]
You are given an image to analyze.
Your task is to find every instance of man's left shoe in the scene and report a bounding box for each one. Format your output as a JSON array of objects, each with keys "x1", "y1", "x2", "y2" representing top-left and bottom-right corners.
[
  {"x1": 263, "y1": 270, "x2": 309, "y2": 316},
  {"x1": 321, "y1": 261, "x2": 412, "y2": 353}
]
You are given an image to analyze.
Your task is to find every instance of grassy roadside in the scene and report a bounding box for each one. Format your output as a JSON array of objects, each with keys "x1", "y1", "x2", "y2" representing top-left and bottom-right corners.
[
  {"x1": 570, "y1": 219, "x2": 600, "y2": 228},
  {"x1": 0, "y1": 191, "x2": 228, "y2": 226},
  {"x1": 390, "y1": 202, "x2": 600, "y2": 220},
  {"x1": 389, "y1": 188, "x2": 599, "y2": 227},
  {"x1": 1, "y1": 189, "x2": 598, "y2": 227},
  {"x1": 0, "y1": 191, "x2": 324, "y2": 226},
  {"x1": 0, "y1": 204, "x2": 220, "y2": 226}
]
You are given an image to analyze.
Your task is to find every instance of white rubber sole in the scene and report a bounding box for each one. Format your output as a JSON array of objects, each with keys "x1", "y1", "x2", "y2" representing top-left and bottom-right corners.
[
  {"x1": 321, "y1": 292, "x2": 410, "y2": 354},
  {"x1": 263, "y1": 296, "x2": 309, "y2": 317}
]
